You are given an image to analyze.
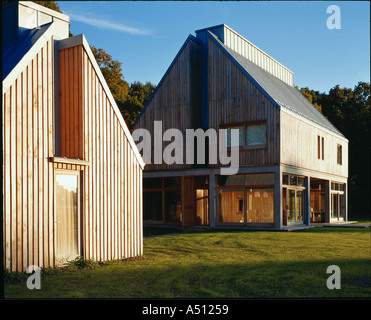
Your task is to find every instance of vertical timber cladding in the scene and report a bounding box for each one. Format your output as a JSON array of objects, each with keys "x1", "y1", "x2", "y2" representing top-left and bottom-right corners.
[
  {"x1": 207, "y1": 37, "x2": 280, "y2": 167},
  {"x1": 3, "y1": 38, "x2": 55, "y2": 272},
  {"x1": 59, "y1": 44, "x2": 143, "y2": 263},
  {"x1": 135, "y1": 39, "x2": 202, "y2": 171}
]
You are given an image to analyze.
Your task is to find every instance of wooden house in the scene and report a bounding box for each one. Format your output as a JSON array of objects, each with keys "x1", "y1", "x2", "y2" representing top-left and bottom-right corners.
[
  {"x1": 2, "y1": 1, "x2": 144, "y2": 272},
  {"x1": 133, "y1": 24, "x2": 348, "y2": 229}
]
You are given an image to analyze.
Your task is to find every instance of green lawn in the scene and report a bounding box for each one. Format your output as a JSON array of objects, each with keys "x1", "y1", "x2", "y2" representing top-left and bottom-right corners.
[{"x1": 4, "y1": 227, "x2": 371, "y2": 299}]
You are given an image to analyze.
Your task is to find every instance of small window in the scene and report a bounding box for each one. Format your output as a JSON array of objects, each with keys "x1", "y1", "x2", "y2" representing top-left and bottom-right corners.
[
  {"x1": 322, "y1": 137, "x2": 324, "y2": 160},
  {"x1": 318, "y1": 135, "x2": 325, "y2": 160},
  {"x1": 246, "y1": 123, "x2": 267, "y2": 146},
  {"x1": 317, "y1": 135, "x2": 321, "y2": 159},
  {"x1": 238, "y1": 199, "x2": 244, "y2": 212},
  {"x1": 337, "y1": 144, "x2": 342, "y2": 165}
]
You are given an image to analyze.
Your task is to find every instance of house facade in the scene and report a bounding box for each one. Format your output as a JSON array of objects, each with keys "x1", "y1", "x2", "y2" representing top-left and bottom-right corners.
[
  {"x1": 133, "y1": 24, "x2": 348, "y2": 230},
  {"x1": 2, "y1": 1, "x2": 144, "y2": 272}
]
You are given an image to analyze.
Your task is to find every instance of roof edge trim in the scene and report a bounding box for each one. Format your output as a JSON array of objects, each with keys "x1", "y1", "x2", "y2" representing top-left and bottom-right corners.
[
  {"x1": 206, "y1": 31, "x2": 282, "y2": 111},
  {"x1": 59, "y1": 34, "x2": 146, "y2": 169},
  {"x1": 2, "y1": 21, "x2": 56, "y2": 93}
]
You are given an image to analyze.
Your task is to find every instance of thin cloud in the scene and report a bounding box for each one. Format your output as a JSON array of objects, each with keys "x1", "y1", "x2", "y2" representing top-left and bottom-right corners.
[{"x1": 66, "y1": 12, "x2": 152, "y2": 36}]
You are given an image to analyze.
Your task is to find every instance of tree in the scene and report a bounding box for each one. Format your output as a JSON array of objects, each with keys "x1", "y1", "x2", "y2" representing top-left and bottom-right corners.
[
  {"x1": 90, "y1": 46, "x2": 130, "y2": 106},
  {"x1": 122, "y1": 81, "x2": 156, "y2": 130},
  {"x1": 302, "y1": 82, "x2": 370, "y2": 218},
  {"x1": 299, "y1": 87, "x2": 322, "y2": 113},
  {"x1": 90, "y1": 47, "x2": 156, "y2": 130},
  {"x1": 32, "y1": 1, "x2": 62, "y2": 12}
]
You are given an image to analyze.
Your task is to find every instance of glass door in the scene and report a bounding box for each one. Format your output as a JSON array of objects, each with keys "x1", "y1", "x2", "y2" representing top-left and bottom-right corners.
[
  {"x1": 331, "y1": 192, "x2": 344, "y2": 221},
  {"x1": 55, "y1": 171, "x2": 80, "y2": 265},
  {"x1": 286, "y1": 188, "x2": 304, "y2": 224},
  {"x1": 287, "y1": 189, "x2": 296, "y2": 223}
]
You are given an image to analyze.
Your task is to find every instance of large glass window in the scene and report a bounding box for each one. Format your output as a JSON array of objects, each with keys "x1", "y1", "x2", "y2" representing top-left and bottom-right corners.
[
  {"x1": 218, "y1": 190, "x2": 245, "y2": 223},
  {"x1": 246, "y1": 188, "x2": 274, "y2": 223},
  {"x1": 331, "y1": 182, "x2": 345, "y2": 221},
  {"x1": 143, "y1": 191, "x2": 162, "y2": 221},
  {"x1": 195, "y1": 176, "x2": 209, "y2": 226},
  {"x1": 164, "y1": 190, "x2": 182, "y2": 222},
  {"x1": 310, "y1": 182, "x2": 325, "y2": 223},
  {"x1": 282, "y1": 173, "x2": 306, "y2": 224},
  {"x1": 217, "y1": 174, "x2": 274, "y2": 225},
  {"x1": 143, "y1": 177, "x2": 182, "y2": 224}
]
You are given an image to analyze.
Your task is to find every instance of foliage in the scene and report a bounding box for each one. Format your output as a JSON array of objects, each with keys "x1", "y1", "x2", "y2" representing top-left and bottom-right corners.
[
  {"x1": 90, "y1": 46, "x2": 130, "y2": 104},
  {"x1": 90, "y1": 47, "x2": 155, "y2": 130},
  {"x1": 32, "y1": 1, "x2": 62, "y2": 12},
  {"x1": 301, "y1": 82, "x2": 370, "y2": 218},
  {"x1": 122, "y1": 81, "x2": 156, "y2": 130},
  {"x1": 299, "y1": 87, "x2": 322, "y2": 112}
]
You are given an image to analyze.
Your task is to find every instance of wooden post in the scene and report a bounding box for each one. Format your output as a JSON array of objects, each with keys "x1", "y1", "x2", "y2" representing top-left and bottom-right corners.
[
  {"x1": 209, "y1": 173, "x2": 217, "y2": 227},
  {"x1": 325, "y1": 180, "x2": 331, "y2": 223},
  {"x1": 304, "y1": 176, "x2": 310, "y2": 225},
  {"x1": 274, "y1": 168, "x2": 282, "y2": 229}
]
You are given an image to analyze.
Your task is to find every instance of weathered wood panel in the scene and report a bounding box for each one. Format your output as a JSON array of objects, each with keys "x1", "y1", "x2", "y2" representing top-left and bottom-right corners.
[
  {"x1": 134, "y1": 40, "x2": 198, "y2": 171},
  {"x1": 207, "y1": 37, "x2": 280, "y2": 167},
  {"x1": 2, "y1": 38, "x2": 55, "y2": 272},
  {"x1": 280, "y1": 111, "x2": 348, "y2": 177}
]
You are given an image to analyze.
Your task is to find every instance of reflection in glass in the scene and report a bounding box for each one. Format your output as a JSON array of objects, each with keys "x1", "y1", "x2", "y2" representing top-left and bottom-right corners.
[
  {"x1": 218, "y1": 190, "x2": 245, "y2": 223},
  {"x1": 246, "y1": 188, "x2": 274, "y2": 223},
  {"x1": 246, "y1": 123, "x2": 266, "y2": 146},
  {"x1": 165, "y1": 190, "x2": 182, "y2": 222},
  {"x1": 287, "y1": 189, "x2": 295, "y2": 222},
  {"x1": 143, "y1": 191, "x2": 162, "y2": 221},
  {"x1": 55, "y1": 174, "x2": 78, "y2": 261}
]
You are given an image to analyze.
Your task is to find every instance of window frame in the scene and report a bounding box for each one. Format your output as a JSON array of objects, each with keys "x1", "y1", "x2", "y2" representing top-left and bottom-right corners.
[
  {"x1": 221, "y1": 120, "x2": 268, "y2": 150},
  {"x1": 337, "y1": 144, "x2": 342, "y2": 165}
]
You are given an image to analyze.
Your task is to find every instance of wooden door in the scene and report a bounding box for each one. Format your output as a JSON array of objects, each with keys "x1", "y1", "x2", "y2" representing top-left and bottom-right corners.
[
  {"x1": 55, "y1": 171, "x2": 80, "y2": 265},
  {"x1": 182, "y1": 177, "x2": 195, "y2": 226}
]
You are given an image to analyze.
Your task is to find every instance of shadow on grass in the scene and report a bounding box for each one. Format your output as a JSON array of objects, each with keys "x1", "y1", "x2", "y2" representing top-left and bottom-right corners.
[{"x1": 4, "y1": 257, "x2": 371, "y2": 299}]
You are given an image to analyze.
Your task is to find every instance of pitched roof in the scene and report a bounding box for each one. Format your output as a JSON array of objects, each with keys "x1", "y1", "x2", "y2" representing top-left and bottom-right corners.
[
  {"x1": 208, "y1": 31, "x2": 345, "y2": 138},
  {"x1": 2, "y1": 22, "x2": 57, "y2": 93},
  {"x1": 2, "y1": 23, "x2": 53, "y2": 81}
]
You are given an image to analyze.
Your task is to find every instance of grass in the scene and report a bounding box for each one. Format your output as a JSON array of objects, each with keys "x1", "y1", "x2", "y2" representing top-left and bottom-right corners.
[{"x1": 4, "y1": 227, "x2": 371, "y2": 299}]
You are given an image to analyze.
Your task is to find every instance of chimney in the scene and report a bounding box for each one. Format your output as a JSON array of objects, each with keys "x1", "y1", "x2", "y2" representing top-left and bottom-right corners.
[{"x1": 2, "y1": 1, "x2": 70, "y2": 45}]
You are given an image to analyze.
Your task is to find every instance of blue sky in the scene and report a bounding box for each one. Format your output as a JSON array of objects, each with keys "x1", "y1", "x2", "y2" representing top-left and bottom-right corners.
[{"x1": 58, "y1": 1, "x2": 370, "y2": 93}]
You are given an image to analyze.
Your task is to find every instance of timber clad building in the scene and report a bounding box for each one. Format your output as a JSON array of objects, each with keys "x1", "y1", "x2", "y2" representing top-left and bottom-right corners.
[
  {"x1": 134, "y1": 24, "x2": 349, "y2": 229},
  {"x1": 2, "y1": 2, "x2": 144, "y2": 272}
]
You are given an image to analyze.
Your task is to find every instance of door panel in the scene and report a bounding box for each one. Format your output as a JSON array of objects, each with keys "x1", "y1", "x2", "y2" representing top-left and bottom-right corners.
[{"x1": 55, "y1": 173, "x2": 80, "y2": 265}]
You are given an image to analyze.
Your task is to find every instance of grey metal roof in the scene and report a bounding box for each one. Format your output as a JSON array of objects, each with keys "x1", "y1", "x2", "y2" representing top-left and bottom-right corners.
[
  {"x1": 208, "y1": 32, "x2": 345, "y2": 137},
  {"x1": 2, "y1": 23, "x2": 51, "y2": 81}
]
